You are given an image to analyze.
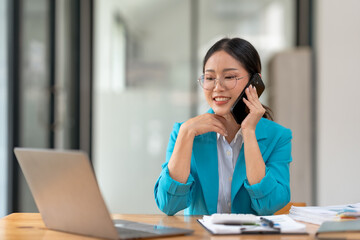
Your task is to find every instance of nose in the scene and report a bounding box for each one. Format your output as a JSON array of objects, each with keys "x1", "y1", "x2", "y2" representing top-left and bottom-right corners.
[{"x1": 213, "y1": 78, "x2": 225, "y2": 91}]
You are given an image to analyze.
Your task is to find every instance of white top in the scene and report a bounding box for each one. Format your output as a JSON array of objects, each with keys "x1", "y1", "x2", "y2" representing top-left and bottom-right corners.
[{"x1": 216, "y1": 129, "x2": 243, "y2": 213}]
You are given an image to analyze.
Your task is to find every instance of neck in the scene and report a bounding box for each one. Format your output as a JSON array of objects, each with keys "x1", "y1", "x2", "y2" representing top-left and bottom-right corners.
[{"x1": 221, "y1": 113, "x2": 241, "y2": 143}]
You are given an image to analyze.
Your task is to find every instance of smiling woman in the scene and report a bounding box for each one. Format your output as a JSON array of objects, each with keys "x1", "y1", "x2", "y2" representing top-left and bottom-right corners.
[
  {"x1": 200, "y1": 38, "x2": 273, "y2": 121},
  {"x1": 154, "y1": 37, "x2": 292, "y2": 216}
]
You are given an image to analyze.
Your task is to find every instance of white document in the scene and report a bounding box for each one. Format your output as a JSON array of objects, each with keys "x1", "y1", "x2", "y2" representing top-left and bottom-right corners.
[
  {"x1": 289, "y1": 203, "x2": 360, "y2": 225},
  {"x1": 198, "y1": 214, "x2": 307, "y2": 235}
]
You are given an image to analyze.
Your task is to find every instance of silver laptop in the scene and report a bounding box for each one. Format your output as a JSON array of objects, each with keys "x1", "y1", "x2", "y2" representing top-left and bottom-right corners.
[{"x1": 14, "y1": 148, "x2": 193, "y2": 239}]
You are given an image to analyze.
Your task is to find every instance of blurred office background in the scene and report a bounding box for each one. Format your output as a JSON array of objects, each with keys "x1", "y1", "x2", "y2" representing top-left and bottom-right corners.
[{"x1": 1, "y1": 0, "x2": 359, "y2": 217}]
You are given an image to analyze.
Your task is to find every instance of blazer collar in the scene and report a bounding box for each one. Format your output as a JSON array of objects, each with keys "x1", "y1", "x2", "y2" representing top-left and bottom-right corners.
[
  {"x1": 231, "y1": 117, "x2": 269, "y2": 202},
  {"x1": 206, "y1": 108, "x2": 268, "y2": 142},
  {"x1": 192, "y1": 131, "x2": 218, "y2": 214}
]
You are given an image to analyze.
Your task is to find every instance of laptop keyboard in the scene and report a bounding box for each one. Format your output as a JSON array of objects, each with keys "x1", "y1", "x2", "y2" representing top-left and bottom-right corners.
[
  {"x1": 116, "y1": 226, "x2": 158, "y2": 239},
  {"x1": 113, "y1": 219, "x2": 192, "y2": 239}
]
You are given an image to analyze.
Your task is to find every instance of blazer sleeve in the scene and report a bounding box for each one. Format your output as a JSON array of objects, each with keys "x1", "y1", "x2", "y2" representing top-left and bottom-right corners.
[
  {"x1": 154, "y1": 122, "x2": 195, "y2": 216},
  {"x1": 243, "y1": 127, "x2": 292, "y2": 215}
]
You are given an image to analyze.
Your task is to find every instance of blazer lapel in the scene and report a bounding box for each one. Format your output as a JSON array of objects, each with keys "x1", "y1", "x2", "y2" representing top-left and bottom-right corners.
[
  {"x1": 193, "y1": 132, "x2": 219, "y2": 214},
  {"x1": 231, "y1": 119, "x2": 268, "y2": 202}
]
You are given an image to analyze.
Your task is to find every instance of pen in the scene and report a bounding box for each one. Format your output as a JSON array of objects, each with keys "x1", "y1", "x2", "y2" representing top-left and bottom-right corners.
[
  {"x1": 223, "y1": 222, "x2": 260, "y2": 226},
  {"x1": 260, "y1": 217, "x2": 275, "y2": 228},
  {"x1": 338, "y1": 211, "x2": 360, "y2": 219}
]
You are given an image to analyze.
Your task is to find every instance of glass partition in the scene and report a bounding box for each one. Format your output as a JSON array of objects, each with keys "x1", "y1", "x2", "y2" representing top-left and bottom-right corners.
[
  {"x1": 93, "y1": 0, "x2": 192, "y2": 214},
  {"x1": 17, "y1": 0, "x2": 50, "y2": 212},
  {"x1": 0, "y1": 0, "x2": 8, "y2": 217}
]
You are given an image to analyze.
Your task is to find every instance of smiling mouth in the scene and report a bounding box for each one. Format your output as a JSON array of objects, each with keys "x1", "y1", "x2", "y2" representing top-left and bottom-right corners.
[{"x1": 214, "y1": 97, "x2": 231, "y2": 102}]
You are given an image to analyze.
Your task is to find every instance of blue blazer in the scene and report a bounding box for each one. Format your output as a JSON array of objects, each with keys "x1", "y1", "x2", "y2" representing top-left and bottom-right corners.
[{"x1": 154, "y1": 110, "x2": 292, "y2": 216}]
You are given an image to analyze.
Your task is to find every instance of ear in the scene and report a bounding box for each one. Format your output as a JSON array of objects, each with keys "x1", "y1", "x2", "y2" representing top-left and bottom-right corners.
[{"x1": 259, "y1": 73, "x2": 262, "y2": 78}]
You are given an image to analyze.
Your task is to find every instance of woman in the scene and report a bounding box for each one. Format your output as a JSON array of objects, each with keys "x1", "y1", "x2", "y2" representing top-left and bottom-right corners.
[{"x1": 154, "y1": 37, "x2": 292, "y2": 216}]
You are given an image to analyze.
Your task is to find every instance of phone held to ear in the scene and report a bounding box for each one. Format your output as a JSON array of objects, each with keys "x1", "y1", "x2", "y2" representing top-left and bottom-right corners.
[{"x1": 230, "y1": 73, "x2": 265, "y2": 125}]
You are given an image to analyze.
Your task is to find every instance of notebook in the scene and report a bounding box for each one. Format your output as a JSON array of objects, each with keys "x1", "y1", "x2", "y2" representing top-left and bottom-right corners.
[
  {"x1": 14, "y1": 148, "x2": 193, "y2": 239},
  {"x1": 316, "y1": 220, "x2": 360, "y2": 239},
  {"x1": 198, "y1": 214, "x2": 307, "y2": 235}
]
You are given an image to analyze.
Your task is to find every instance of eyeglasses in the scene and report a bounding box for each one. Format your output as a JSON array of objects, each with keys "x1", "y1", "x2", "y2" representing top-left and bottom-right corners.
[{"x1": 198, "y1": 74, "x2": 250, "y2": 90}]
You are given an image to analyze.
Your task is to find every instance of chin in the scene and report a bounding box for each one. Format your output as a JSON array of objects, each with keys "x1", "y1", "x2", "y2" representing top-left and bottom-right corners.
[{"x1": 213, "y1": 107, "x2": 231, "y2": 116}]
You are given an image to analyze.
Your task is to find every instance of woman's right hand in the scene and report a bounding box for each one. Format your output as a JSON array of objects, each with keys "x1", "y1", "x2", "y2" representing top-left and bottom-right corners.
[
  {"x1": 180, "y1": 113, "x2": 228, "y2": 138},
  {"x1": 167, "y1": 113, "x2": 226, "y2": 183}
]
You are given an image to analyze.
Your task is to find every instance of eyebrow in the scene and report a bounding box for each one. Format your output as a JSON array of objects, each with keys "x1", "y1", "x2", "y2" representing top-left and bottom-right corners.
[{"x1": 205, "y1": 68, "x2": 239, "y2": 73}]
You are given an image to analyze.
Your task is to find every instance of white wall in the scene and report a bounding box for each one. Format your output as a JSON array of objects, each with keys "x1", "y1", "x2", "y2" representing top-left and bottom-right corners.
[
  {"x1": 269, "y1": 48, "x2": 313, "y2": 205},
  {"x1": 316, "y1": 0, "x2": 360, "y2": 205}
]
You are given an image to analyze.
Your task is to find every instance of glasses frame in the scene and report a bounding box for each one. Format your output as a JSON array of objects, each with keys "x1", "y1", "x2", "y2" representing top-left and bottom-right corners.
[{"x1": 197, "y1": 74, "x2": 250, "y2": 91}]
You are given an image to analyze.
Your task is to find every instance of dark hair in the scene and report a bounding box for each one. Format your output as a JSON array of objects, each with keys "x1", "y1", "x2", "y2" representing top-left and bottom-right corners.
[{"x1": 203, "y1": 37, "x2": 273, "y2": 121}]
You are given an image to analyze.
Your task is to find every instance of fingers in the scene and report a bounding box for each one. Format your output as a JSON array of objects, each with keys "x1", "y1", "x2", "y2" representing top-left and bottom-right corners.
[
  {"x1": 242, "y1": 97, "x2": 252, "y2": 109},
  {"x1": 242, "y1": 87, "x2": 265, "y2": 130},
  {"x1": 212, "y1": 125, "x2": 228, "y2": 136},
  {"x1": 245, "y1": 85, "x2": 262, "y2": 109},
  {"x1": 208, "y1": 114, "x2": 228, "y2": 136},
  {"x1": 245, "y1": 85, "x2": 257, "y2": 101},
  {"x1": 243, "y1": 85, "x2": 265, "y2": 115},
  {"x1": 188, "y1": 113, "x2": 227, "y2": 136},
  {"x1": 212, "y1": 114, "x2": 227, "y2": 125}
]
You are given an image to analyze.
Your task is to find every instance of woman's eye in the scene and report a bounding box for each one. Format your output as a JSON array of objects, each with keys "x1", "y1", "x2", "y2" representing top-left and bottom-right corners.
[
  {"x1": 225, "y1": 76, "x2": 236, "y2": 79},
  {"x1": 205, "y1": 77, "x2": 215, "y2": 81}
]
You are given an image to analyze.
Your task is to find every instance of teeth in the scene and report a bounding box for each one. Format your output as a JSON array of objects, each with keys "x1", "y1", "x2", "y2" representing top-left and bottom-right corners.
[{"x1": 214, "y1": 97, "x2": 230, "y2": 101}]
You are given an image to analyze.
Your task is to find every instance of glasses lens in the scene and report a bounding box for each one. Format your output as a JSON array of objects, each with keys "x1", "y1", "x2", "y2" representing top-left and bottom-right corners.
[
  {"x1": 223, "y1": 77, "x2": 237, "y2": 90},
  {"x1": 198, "y1": 75, "x2": 241, "y2": 90},
  {"x1": 199, "y1": 75, "x2": 211, "y2": 90}
]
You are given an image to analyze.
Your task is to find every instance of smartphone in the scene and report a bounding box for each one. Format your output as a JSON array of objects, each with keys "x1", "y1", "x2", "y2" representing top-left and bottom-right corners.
[{"x1": 230, "y1": 73, "x2": 265, "y2": 125}]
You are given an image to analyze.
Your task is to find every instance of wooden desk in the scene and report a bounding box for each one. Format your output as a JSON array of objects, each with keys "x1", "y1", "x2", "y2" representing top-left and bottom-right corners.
[{"x1": 0, "y1": 213, "x2": 319, "y2": 239}]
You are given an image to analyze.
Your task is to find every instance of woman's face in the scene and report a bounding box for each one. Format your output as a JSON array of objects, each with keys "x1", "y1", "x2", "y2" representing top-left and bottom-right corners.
[{"x1": 203, "y1": 50, "x2": 250, "y2": 117}]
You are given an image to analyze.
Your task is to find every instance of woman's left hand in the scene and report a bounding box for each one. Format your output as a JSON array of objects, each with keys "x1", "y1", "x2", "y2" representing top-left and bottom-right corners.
[{"x1": 241, "y1": 85, "x2": 265, "y2": 132}]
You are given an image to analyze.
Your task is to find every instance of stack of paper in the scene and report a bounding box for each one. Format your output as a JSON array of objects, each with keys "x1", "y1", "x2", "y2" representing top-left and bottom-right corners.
[{"x1": 289, "y1": 203, "x2": 360, "y2": 225}]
